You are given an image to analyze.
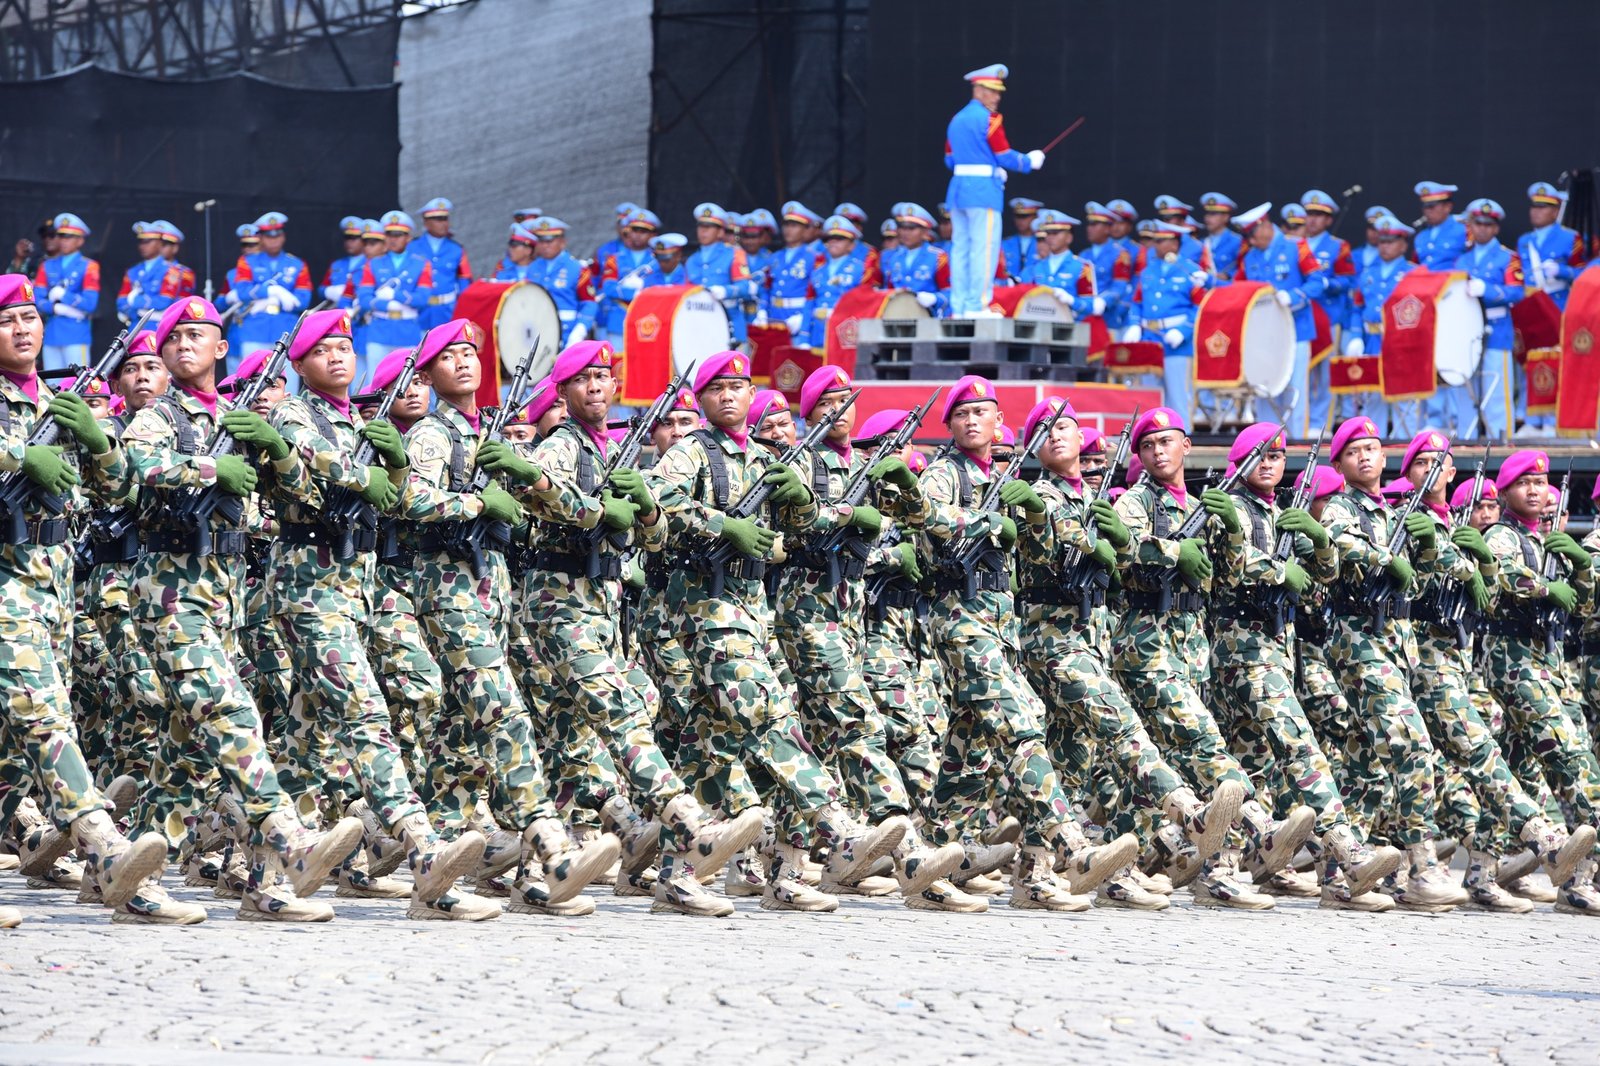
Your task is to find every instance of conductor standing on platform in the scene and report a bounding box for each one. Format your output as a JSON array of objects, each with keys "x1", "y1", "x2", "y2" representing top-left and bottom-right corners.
[{"x1": 944, "y1": 64, "x2": 1044, "y2": 319}]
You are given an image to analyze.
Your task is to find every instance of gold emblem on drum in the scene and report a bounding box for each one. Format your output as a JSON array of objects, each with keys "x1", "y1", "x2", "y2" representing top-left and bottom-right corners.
[
  {"x1": 1533, "y1": 363, "x2": 1557, "y2": 394},
  {"x1": 1392, "y1": 294, "x2": 1424, "y2": 330},
  {"x1": 1204, "y1": 330, "x2": 1230, "y2": 358},
  {"x1": 1111, "y1": 345, "x2": 1130, "y2": 365},
  {"x1": 837, "y1": 317, "x2": 860, "y2": 348},
  {"x1": 636, "y1": 314, "x2": 661, "y2": 341},
  {"x1": 1574, "y1": 327, "x2": 1594, "y2": 355},
  {"x1": 1349, "y1": 362, "x2": 1364, "y2": 381},
  {"x1": 774, "y1": 359, "x2": 804, "y2": 392}
]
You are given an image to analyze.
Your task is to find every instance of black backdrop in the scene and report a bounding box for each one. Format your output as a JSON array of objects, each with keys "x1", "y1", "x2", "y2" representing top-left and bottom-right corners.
[
  {"x1": 866, "y1": 0, "x2": 1600, "y2": 237},
  {"x1": 0, "y1": 66, "x2": 398, "y2": 352}
]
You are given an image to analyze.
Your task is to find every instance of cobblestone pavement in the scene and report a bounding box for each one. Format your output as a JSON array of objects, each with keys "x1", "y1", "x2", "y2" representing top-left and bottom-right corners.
[{"x1": 0, "y1": 874, "x2": 1594, "y2": 1065}]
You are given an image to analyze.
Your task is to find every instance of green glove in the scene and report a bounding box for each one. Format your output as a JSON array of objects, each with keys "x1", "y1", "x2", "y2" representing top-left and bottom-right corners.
[
  {"x1": 999, "y1": 480, "x2": 1046, "y2": 514},
  {"x1": 1201, "y1": 488, "x2": 1241, "y2": 534},
  {"x1": 1403, "y1": 510, "x2": 1436, "y2": 547},
  {"x1": 1385, "y1": 555, "x2": 1415, "y2": 591},
  {"x1": 607, "y1": 467, "x2": 656, "y2": 513},
  {"x1": 600, "y1": 491, "x2": 638, "y2": 531},
  {"x1": 1468, "y1": 571, "x2": 1492, "y2": 612},
  {"x1": 1282, "y1": 560, "x2": 1311, "y2": 595},
  {"x1": 869, "y1": 456, "x2": 916, "y2": 489},
  {"x1": 720, "y1": 516, "x2": 775, "y2": 559},
  {"x1": 47, "y1": 394, "x2": 109, "y2": 455},
  {"x1": 20, "y1": 444, "x2": 78, "y2": 494},
  {"x1": 475, "y1": 440, "x2": 542, "y2": 485},
  {"x1": 1089, "y1": 499, "x2": 1130, "y2": 548},
  {"x1": 848, "y1": 505, "x2": 883, "y2": 537},
  {"x1": 895, "y1": 541, "x2": 923, "y2": 583},
  {"x1": 1277, "y1": 507, "x2": 1329, "y2": 549},
  {"x1": 219, "y1": 410, "x2": 290, "y2": 460},
  {"x1": 1544, "y1": 579, "x2": 1577, "y2": 613},
  {"x1": 1544, "y1": 531, "x2": 1593, "y2": 571},
  {"x1": 624, "y1": 558, "x2": 647, "y2": 590},
  {"x1": 360, "y1": 419, "x2": 408, "y2": 468},
  {"x1": 1176, "y1": 537, "x2": 1212, "y2": 583},
  {"x1": 213, "y1": 454, "x2": 257, "y2": 497},
  {"x1": 1090, "y1": 538, "x2": 1118, "y2": 571},
  {"x1": 1450, "y1": 525, "x2": 1492, "y2": 564},
  {"x1": 762, "y1": 462, "x2": 809, "y2": 505},
  {"x1": 358, "y1": 466, "x2": 398, "y2": 509},
  {"x1": 997, "y1": 515, "x2": 1019, "y2": 550},
  {"x1": 478, "y1": 483, "x2": 524, "y2": 525}
]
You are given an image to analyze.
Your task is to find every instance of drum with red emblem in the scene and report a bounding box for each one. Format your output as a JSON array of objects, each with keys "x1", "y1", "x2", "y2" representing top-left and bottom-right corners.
[{"x1": 618, "y1": 284, "x2": 730, "y2": 404}]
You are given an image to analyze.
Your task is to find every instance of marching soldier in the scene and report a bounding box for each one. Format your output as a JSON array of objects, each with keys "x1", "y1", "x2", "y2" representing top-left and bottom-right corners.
[
  {"x1": 32, "y1": 213, "x2": 100, "y2": 373},
  {"x1": 416, "y1": 198, "x2": 472, "y2": 330}
]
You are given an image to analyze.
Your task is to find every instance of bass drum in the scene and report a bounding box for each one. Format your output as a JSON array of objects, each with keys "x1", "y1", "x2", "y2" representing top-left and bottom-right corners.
[
  {"x1": 1432, "y1": 276, "x2": 1485, "y2": 387},
  {"x1": 990, "y1": 284, "x2": 1075, "y2": 322},
  {"x1": 617, "y1": 284, "x2": 731, "y2": 404},
  {"x1": 1192, "y1": 280, "x2": 1295, "y2": 396},
  {"x1": 455, "y1": 280, "x2": 562, "y2": 381}
]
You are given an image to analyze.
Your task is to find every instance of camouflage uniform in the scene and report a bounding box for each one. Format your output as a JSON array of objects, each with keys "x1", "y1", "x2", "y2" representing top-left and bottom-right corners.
[
  {"x1": 365, "y1": 524, "x2": 437, "y2": 779},
  {"x1": 861, "y1": 529, "x2": 939, "y2": 813},
  {"x1": 401, "y1": 402, "x2": 560, "y2": 832},
  {"x1": 1318, "y1": 488, "x2": 1440, "y2": 845},
  {"x1": 70, "y1": 569, "x2": 115, "y2": 776},
  {"x1": 265, "y1": 390, "x2": 429, "y2": 835},
  {"x1": 636, "y1": 556, "x2": 696, "y2": 768},
  {"x1": 237, "y1": 532, "x2": 294, "y2": 745}
]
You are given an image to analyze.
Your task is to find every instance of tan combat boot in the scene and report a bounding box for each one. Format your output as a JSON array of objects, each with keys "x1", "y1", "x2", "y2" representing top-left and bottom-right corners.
[
  {"x1": 1010, "y1": 845, "x2": 1091, "y2": 911},
  {"x1": 259, "y1": 809, "x2": 363, "y2": 899},
  {"x1": 1554, "y1": 858, "x2": 1600, "y2": 916},
  {"x1": 660, "y1": 795, "x2": 766, "y2": 884},
  {"x1": 1241, "y1": 801, "x2": 1316, "y2": 882},
  {"x1": 410, "y1": 889, "x2": 502, "y2": 921},
  {"x1": 111, "y1": 875, "x2": 208, "y2": 925},
  {"x1": 1053, "y1": 821, "x2": 1140, "y2": 895},
  {"x1": 27, "y1": 855, "x2": 84, "y2": 891},
  {"x1": 652, "y1": 849, "x2": 733, "y2": 917},
  {"x1": 572, "y1": 823, "x2": 617, "y2": 886},
  {"x1": 1095, "y1": 864, "x2": 1170, "y2": 911},
  {"x1": 1162, "y1": 781, "x2": 1244, "y2": 873},
  {"x1": 1495, "y1": 846, "x2": 1541, "y2": 886},
  {"x1": 1194, "y1": 850, "x2": 1275, "y2": 911},
  {"x1": 950, "y1": 837, "x2": 1015, "y2": 886},
  {"x1": 1131, "y1": 866, "x2": 1174, "y2": 895},
  {"x1": 238, "y1": 853, "x2": 334, "y2": 923},
  {"x1": 348, "y1": 799, "x2": 408, "y2": 877},
  {"x1": 601, "y1": 795, "x2": 662, "y2": 878},
  {"x1": 510, "y1": 865, "x2": 597, "y2": 917},
  {"x1": 105, "y1": 775, "x2": 140, "y2": 820},
  {"x1": 723, "y1": 848, "x2": 766, "y2": 898},
  {"x1": 1323, "y1": 823, "x2": 1403, "y2": 898},
  {"x1": 336, "y1": 847, "x2": 410, "y2": 899},
  {"x1": 12, "y1": 797, "x2": 72, "y2": 879},
  {"x1": 762, "y1": 844, "x2": 839, "y2": 912},
  {"x1": 1464, "y1": 849, "x2": 1534, "y2": 913},
  {"x1": 0, "y1": 906, "x2": 19, "y2": 929},
  {"x1": 616, "y1": 864, "x2": 657, "y2": 898},
  {"x1": 892, "y1": 827, "x2": 965, "y2": 897},
  {"x1": 395, "y1": 810, "x2": 485, "y2": 903},
  {"x1": 817, "y1": 805, "x2": 909, "y2": 888},
  {"x1": 1520, "y1": 817, "x2": 1595, "y2": 890},
  {"x1": 524, "y1": 818, "x2": 618, "y2": 906},
  {"x1": 1318, "y1": 875, "x2": 1395, "y2": 912},
  {"x1": 905, "y1": 877, "x2": 990, "y2": 913},
  {"x1": 980, "y1": 816, "x2": 1022, "y2": 846},
  {"x1": 70, "y1": 810, "x2": 166, "y2": 909},
  {"x1": 1393, "y1": 838, "x2": 1468, "y2": 911}
]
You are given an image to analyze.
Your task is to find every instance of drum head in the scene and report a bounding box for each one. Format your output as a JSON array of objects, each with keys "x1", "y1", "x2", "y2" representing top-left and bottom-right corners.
[
  {"x1": 495, "y1": 282, "x2": 562, "y2": 380},
  {"x1": 880, "y1": 291, "x2": 932, "y2": 320},
  {"x1": 1009, "y1": 287, "x2": 1075, "y2": 322},
  {"x1": 1242, "y1": 289, "x2": 1296, "y2": 398},
  {"x1": 670, "y1": 289, "x2": 732, "y2": 375},
  {"x1": 1434, "y1": 279, "x2": 1484, "y2": 387}
]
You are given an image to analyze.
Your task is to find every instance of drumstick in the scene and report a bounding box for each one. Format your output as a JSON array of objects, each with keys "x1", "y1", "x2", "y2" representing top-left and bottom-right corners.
[{"x1": 1042, "y1": 117, "x2": 1086, "y2": 154}]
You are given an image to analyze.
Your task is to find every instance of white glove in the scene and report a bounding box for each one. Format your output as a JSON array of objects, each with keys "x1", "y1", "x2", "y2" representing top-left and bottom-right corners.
[
  {"x1": 708, "y1": 285, "x2": 728, "y2": 301},
  {"x1": 1089, "y1": 296, "x2": 1106, "y2": 316},
  {"x1": 1274, "y1": 289, "x2": 1293, "y2": 307},
  {"x1": 1466, "y1": 277, "x2": 1487, "y2": 298},
  {"x1": 915, "y1": 290, "x2": 938, "y2": 309},
  {"x1": 568, "y1": 323, "x2": 588, "y2": 344},
  {"x1": 53, "y1": 304, "x2": 86, "y2": 321},
  {"x1": 1051, "y1": 287, "x2": 1073, "y2": 304},
  {"x1": 223, "y1": 290, "x2": 241, "y2": 307},
  {"x1": 375, "y1": 284, "x2": 396, "y2": 302},
  {"x1": 48, "y1": 285, "x2": 65, "y2": 303},
  {"x1": 1541, "y1": 259, "x2": 1562, "y2": 280},
  {"x1": 323, "y1": 283, "x2": 346, "y2": 302},
  {"x1": 1026, "y1": 150, "x2": 1045, "y2": 170},
  {"x1": 785, "y1": 314, "x2": 804, "y2": 333},
  {"x1": 621, "y1": 274, "x2": 644, "y2": 293},
  {"x1": 385, "y1": 300, "x2": 404, "y2": 314},
  {"x1": 267, "y1": 284, "x2": 299, "y2": 311},
  {"x1": 750, "y1": 310, "x2": 768, "y2": 328},
  {"x1": 1190, "y1": 271, "x2": 1209, "y2": 286},
  {"x1": 1344, "y1": 336, "x2": 1365, "y2": 357},
  {"x1": 1163, "y1": 328, "x2": 1184, "y2": 347},
  {"x1": 1123, "y1": 325, "x2": 1143, "y2": 343}
]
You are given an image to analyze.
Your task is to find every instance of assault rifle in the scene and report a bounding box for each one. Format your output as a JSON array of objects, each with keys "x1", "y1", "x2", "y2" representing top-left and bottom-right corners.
[
  {"x1": 1538, "y1": 460, "x2": 1574, "y2": 653},
  {"x1": 319, "y1": 344, "x2": 419, "y2": 561},
  {"x1": 446, "y1": 332, "x2": 541, "y2": 578},
  {"x1": 1358, "y1": 442, "x2": 1448, "y2": 625},
  {"x1": 1059, "y1": 409, "x2": 1137, "y2": 610},
  {"x1": 1260, "y1": 423, "x2": 1327, "y2": 634}
]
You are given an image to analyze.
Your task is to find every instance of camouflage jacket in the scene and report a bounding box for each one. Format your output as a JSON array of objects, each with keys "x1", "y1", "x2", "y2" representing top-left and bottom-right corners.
[
  {"x1": 518, "y1": 419, "x2": 663, "y2": 625},
  {"x1": 1410, "y1": 504, "x2": 1497, "y2": 671},
  {"x1": 648, "y1": 426, "x2": 817, "y2": 638},
  {"x1": 1482, "y1": 516, "x2": 1594, "y2": 664},
  {"x1": 1208, "y1": 488, "x2": 1336, "y2": 659},
  {"x1": 1014, "y1": 470, "x2": 1110, "y2": 655},
  {"x1": 80, "y1": 414, "x2": 138, "y2": 620},
  {"x1": 1318, "y1": 487, "x2": 1430, "y2": 664},
  {"x1": 123, "y1": 386, "x2": 310, "y2": 626},
  {"x1": 1581, "y1": 528, "x2": 1600, "y2": 643},
  {"x1": 266, "y1": 391, "x2": 407, "y2": 619},
  {"x1": 774, "y1": 441, "x2": 873, "y2": 626},
  {"x1": 401, "y1": 401, "x2": 504, "y2": 618},
  {"x1": 0, "y1": 375, "x2": 132, "y2": 629}
]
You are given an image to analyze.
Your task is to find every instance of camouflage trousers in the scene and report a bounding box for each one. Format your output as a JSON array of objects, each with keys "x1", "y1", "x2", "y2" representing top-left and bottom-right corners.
[
  {"x1": 1412, "y1": 637, "x2": 1545, "y2": 844},
  {"x1": 674, "y1": 625, "x2": 837, "y2": 849},
  {"x1": 778, "y1": 609, "x2": 912, "y2": 822},
  {"x1": 1327, "y1": 622, "x2": 1438, "y2": 846},
  {"x1": 237, "y1": 618, "x2": 294, "y2": 748},
  {"x1": 0, "y1": 618, "x2": 108, "y2": 830},
  {"x1": 93, "y1": 606, "x2": 162, "y2": 784},
  {"x1": 529, "y1": 607, "x2": 687, "y2": 821},
  {"x1": 1024, "y1": 614, "x2": 1185, "y2": 826},
  {"x1": 1114, "y1": 664, "x2": 1256, "y2": 803},
  {"x1": 418, "y1": 607, "x2": 559, "y2": 833},
  {"x1": 928, "y1": 614, "x2": 1072, "y2": 849},
  {"x1": 274, "y1": 609, "x2": 428, "y2": 834},
  {"x1": 131, "y1": 611, "x2": 287, "y2": 851},
  {"x1": 1211, "y1": 628, "x2": 1349, "y2": 837},
  {"x1": 508, "y1": 612, "x2": 611, "y2": 830},
  {"x1": 365, "y1": 607, "x2": 439, "y2": 781},
  {"x1": 639, "y1": 634, "x2": 695, "y2": 768},
  {"x1": 70, "y1": 608, "x2": 115, "y2": 779},
  {"x1": 1485, "y1": 635, "x2": 1600, "y2": 833}
]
